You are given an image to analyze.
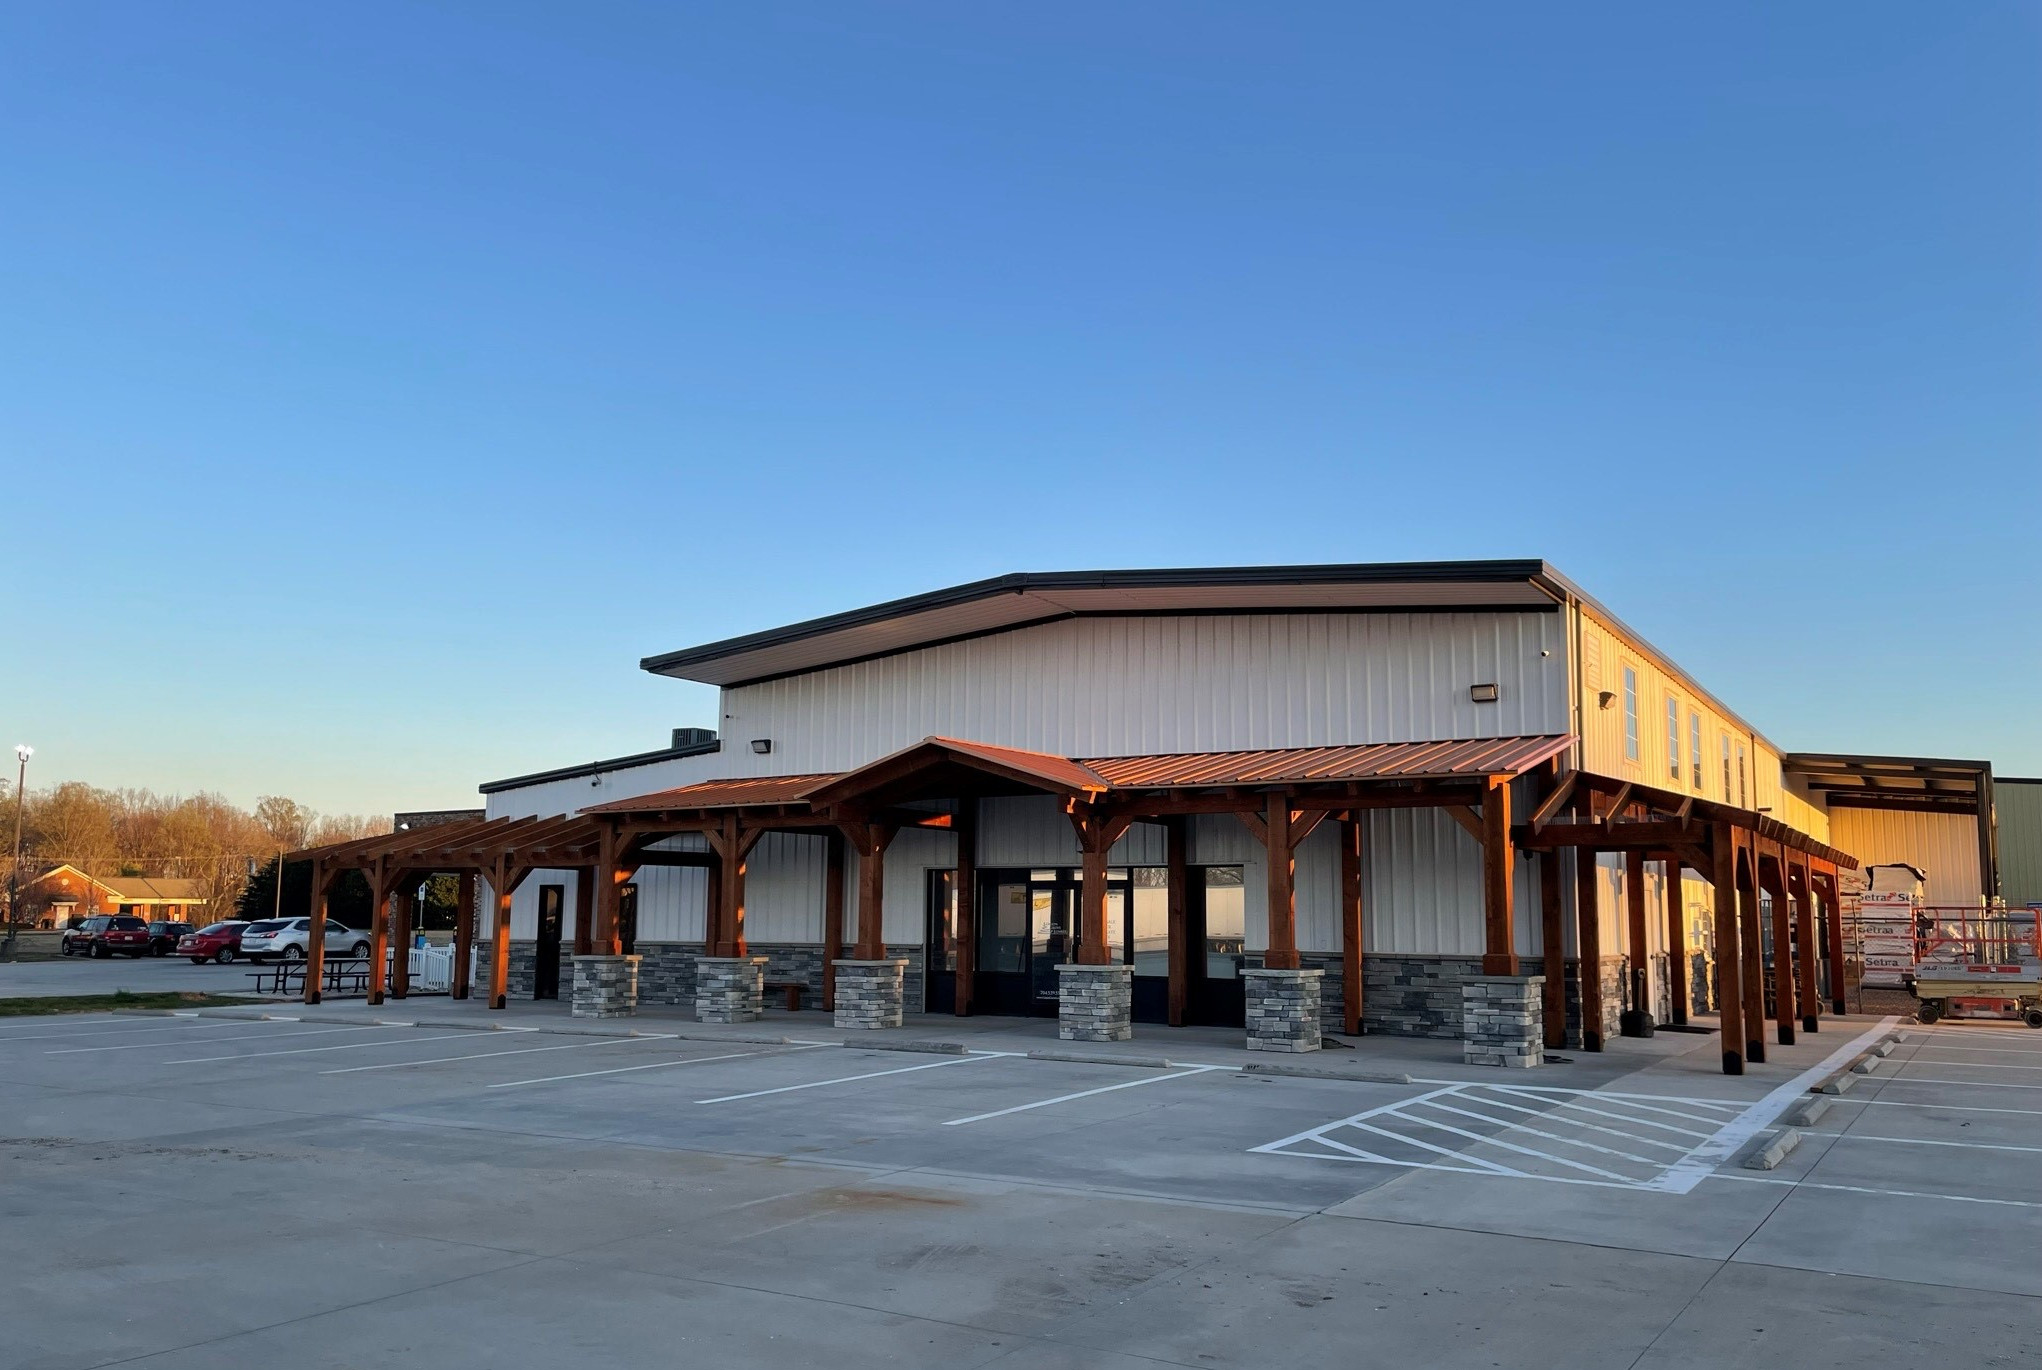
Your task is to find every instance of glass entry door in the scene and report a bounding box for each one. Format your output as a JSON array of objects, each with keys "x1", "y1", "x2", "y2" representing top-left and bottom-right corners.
[{"x1": 973, "y1": 870, "x2": 1128, "y2": 1018}]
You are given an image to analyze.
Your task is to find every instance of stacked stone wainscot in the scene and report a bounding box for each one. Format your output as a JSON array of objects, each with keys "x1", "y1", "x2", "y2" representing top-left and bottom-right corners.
[
  {"x1": 571, "y1": 955, "x2": 641, "y2": 1019},
  {"x1": 834, "y1": 959, "x2": 906, "y2": 1029},
  {"x1": 694, "y1": 955, "x2": 768, "y2": 1024},
  {"x1": 1244, "y1": 967, "x2": 1322, "y2": 1052},
  {"x1": 1462, "y1": 975, "x2": 1543, "y2": 1068},
  {"x1": 1056, "y1": 963, "x2": 1132, "y2": 1042}
]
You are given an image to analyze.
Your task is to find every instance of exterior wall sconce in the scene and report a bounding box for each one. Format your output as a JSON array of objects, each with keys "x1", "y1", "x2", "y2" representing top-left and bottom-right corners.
[
  {"x1": 1597, "y1": 690, "x2": 1617, "y2": 710},
  {"x1": 1469, "y1": 683, "x2": 1499, "y2": 703},
  {"x1": 751, "y1": 739, "x2": 773, "y2": 754}
]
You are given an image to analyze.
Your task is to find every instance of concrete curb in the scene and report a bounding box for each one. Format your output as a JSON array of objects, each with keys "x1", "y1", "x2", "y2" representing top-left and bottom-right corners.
[
  {"x1": 1817, "y1": 1068, "x2": 1859, "y2": 1096},
  {"x1": 1782, "y1": 1095, "x2": 1832, "y2": 1127},
  {"x1": 861, "y1": 1040, "x2": 969, "y2": 1055},
  {"x1": 1870, "y1": 1040, "x2": 1896, "y2": 1058},
  {"x1": 1741, "y1": 1128, "x2": 1803, "y2": 1171},
  {"x1": 1850, "y1": 1056, "x2": 1882, "y2": 1075},
  {"x1": 1240, "y1": 1062, "x2": 1414, "y2": 1085},
  {"x1": 1027, "y1": 1049, "x2": 1177, "y2": 1069}
]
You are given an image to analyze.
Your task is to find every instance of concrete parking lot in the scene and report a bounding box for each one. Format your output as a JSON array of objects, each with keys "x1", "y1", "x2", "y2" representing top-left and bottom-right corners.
[
  {"x1": 0, "y1": 951, "x2": 286, "y2": 998},
  {"x1": 3, "y1": 1000, "x2": 2035, "y2": 1370}
]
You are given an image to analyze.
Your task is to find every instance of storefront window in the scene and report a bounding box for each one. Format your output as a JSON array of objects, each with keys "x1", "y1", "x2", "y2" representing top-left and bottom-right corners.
[
  {"x1": 1203, "y1": 867, "x2": 1245, "y2": 979},
  {"x1": 1131, "y1": 868, "x2": 1169, "y2": 977}
]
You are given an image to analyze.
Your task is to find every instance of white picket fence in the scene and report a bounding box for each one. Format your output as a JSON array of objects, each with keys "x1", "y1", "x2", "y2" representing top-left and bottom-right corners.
[{"x1": 387, "y1": 943, "x2": 457, "y2": 994}]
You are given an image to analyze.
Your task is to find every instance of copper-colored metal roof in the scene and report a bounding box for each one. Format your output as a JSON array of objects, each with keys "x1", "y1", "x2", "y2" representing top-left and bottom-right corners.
[
  {"x1": 918, "y1": 737, "x2": 1112, "y2": 795},
  {"x1": 583, "y1": 774, "x2": 835, "y2": 815},
  {"x1": 1082, "y1": 736, "x2": 1575, "y2": 789}
]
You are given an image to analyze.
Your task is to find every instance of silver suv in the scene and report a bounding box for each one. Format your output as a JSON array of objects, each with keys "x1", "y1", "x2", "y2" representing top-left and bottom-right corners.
[{"x1": 238, "y1": 917, "x2": 372, "y2": 963}]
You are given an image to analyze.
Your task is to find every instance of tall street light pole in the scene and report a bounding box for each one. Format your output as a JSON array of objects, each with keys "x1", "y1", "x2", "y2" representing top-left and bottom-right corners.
[{"x1": 5, "y1": 744, "x2": 30, "y2": 957}]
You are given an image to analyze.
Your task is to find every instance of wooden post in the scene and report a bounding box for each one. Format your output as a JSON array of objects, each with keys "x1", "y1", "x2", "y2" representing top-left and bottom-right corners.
[
  {"x1": 1763, "y1": 848, "x2": 1796, "y2": 1046},
  {"x1": 1263, "y1": 793, "x2": 1300, "y2": 971},
  {"x1": 1539, "y1": 851, "x2": 1567, "y2": 1049},
  {"x1": 390, "y1": 879, "x2": 414, "y2": 999},
  {"x1": 1166, "y1": 815, "x2": 1190, "y2": 1028},
  {"x1": 594, "y1": 825, "x2": 637, "y2": 958},
  {"x1": 1621, "y1": 848, "x2": 1651, "y2": 1034},
  {"x1": 452, "y1": 871, "x2": 476, "y2": 1000},
  {"x1": 1077, "y1": 828, "x2": 1111, "y2": 966},
  {"x1": 954, "y1": 800, "x2": 977, "y2": 1016},
  {"x1": 710, "y1": 814, "x2": 752, "y2": 958},
  {"x1": 304, "y1": 859, "x2": 329, "y2": 1006},
  {"x1": 1663, "y1": 857, "x2": 1688, "y2": 1026},
  {"x1": 853, "y1": 822, "x2": 887, "y2": 961},
  {"x1": 1575, "y1": 847, "x2": 1604, "y2": 1052},
  {"x1": 1481, "y1": 778, "x2": 1518, "y2": 976},
  {"x1": 1820, "y1": 866, "x2": 1848, "y2": 1015},
  {"x1": 1738, "y1": 840, "x2": 1766, "y2": 1064},
  {"x1": 572, "y1": 867, "x2": 594, "y2": 957},
  {"x1": 1712, "y1": 822, "x2": 1744, "y2": 1074},
  {"x1": 1338, "y1": 814, "x2": 1365, "y2": 1036},
  {"x1": 1791, "y1": 861, "x2": 1819, "y2": 1033},
  {"x1": 366, "y1": 861, "x2": 391, "y2": 1007},
  {"x1": 488, "y1": 859, "x2": 515, "y2": 1011},
  {"x1": 822, "y1": 830, "x2": 845, "y2": 1010},
  {"x1": 704, "y1": 859, "x2": 722, "y2": 955}
]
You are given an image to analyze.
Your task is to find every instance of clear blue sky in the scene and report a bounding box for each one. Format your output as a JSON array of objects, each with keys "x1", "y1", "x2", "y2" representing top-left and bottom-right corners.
[{"x1": 4, "y1": 3, "x2": 2037, "y2": 816}]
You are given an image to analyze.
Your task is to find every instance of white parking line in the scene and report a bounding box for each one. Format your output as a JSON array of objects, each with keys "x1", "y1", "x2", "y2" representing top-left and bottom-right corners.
[
  {"x1": 1707, "y1": 1172, "x2": 2042, "y2": 1210},
  {"x1": 698, "y1": 1050, "x2": 1010, "y2": 1104},
  {"x1": 1875, "y1": 1077, "x2": 2042, "y2": 1091},
  {"x1": 943, "y1": 1065, "x2": 1221, "y2": 1126},
  {"x1": 166, "y1": 1033, "x2": 464, "y2": 1064},
  {"x1": 1820, "y1": 1132, "x2": 2042, "y2": 1156},
  {"x1": 0, "y1": 1022, "x2": 226, "y2": 1043},
  {"x1": 1854, "y1": 1098, "x2": 2042, "y2": 1117},
  {"x1": 1910, "y1": 1045, "x2": 2042, "y2": 1057},
  {"x1": 47, "y1": 1026, "x2": 370, "y2": 1054},
  {"x1": 324, "y1": 1035, "x2": 671, "y2": 1074},
  {"x1": 489, "y1": 1045, "x2": 813, "y2": 1089},
  {"x1": 1900, "y1": 1059, "x2": 2042, "y2": 1071}
]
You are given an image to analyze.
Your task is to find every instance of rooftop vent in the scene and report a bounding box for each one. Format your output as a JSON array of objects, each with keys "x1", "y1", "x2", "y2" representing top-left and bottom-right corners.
[{"x1": 672, "y1": 727, "x2": 719, "y2": 750}]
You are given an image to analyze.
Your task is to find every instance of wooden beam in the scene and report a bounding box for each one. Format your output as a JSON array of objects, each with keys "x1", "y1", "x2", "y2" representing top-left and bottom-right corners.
[
  {"x1": 954, "y1": 800, "x2": 977, "y2": 1017},
  {"x1": 487, "y1": 858, "x2": 517, "y2": 1011},
  {"x1": 1790, "y1": 860, "x2": 1819, "y2": 1034},
  {"x1": 1818, "y1": 869, "x2": 1848, "y2": 1016},
  {"x1": 1263, "y1": 793, "x2": 1300, "y2": 970},
  {"x1": 366, "y1": 857, "x2": 391, "y2": 1007},
  {"x1": 1712, "y1": 821, "x2": 1745, "y2": 1075},
  {"x1": 1480, "y1": 779, "x2": 1517, "y2": 976},
  {"x1": 1737, "y1": 839, "x2": 1767, "y2": 1065},
  {"x1": 1761, "y1": 844, "x2": 1796, "y2": 1046},
  {"x1": 1445, "y1": 804, "x2": 1485, "y2": 845},
  {"x1": 1518, "y1": 820, "x2": 1703, "y2": 851},
  {"x1": 1529, "y1": 772, "x2": 1578, "y2": 831},
  {"x1": 1233, "y1": 808, "x2": 1268, "y2": 848},
  {"x1": 1605, "y1": 783, "x2": 1634, "y2": 822},
  {"x1": 1339, "y1": 814, "x2": 1365, "y2": 1036},
  {"x1": 822, "y1": 829, "x2": 846, "y2": 1011},
  {"x1": 851, "y1": 820, "x2": 889, "y2": 961},
  {"x1": 1166, "y1": 815, "x2": 1190, "y2": 1029},
  {"x1": 389, "y1": 882, "x2": 414, "y2": 999},
  {"x1": 572, "y1": 867, "x2": 594, "y2": 958},
  {"x1": 1287, "y1": 807, "x2": 1331, "y2": 849}
]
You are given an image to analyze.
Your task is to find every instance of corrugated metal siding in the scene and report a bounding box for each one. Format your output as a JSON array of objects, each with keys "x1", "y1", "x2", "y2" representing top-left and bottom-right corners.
[
  {"x1": 718, "y1": 612, "x2": 1570, "y2": 775},
  {"x1": 2000, "y1": 781, "x2": 2042, "y2": 906},
  {"x1": 1828, "y1": 807, "x2": 1985, "y2": 906},
  {"x1": 1576, "y1": 607, "x2": 1827, "y2": 846}
]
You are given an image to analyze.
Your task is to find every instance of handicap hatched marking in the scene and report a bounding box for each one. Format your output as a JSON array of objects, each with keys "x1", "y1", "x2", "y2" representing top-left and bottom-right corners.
[{"x1": 1253, "y1": 1083, "x2": 1750, "y2": 1189}]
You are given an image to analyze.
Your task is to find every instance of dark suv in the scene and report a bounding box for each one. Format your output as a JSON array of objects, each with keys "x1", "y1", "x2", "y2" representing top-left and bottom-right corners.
[
  {"x1": 61, "y1": 915, "x2": 153, "y2": 958},
  {"x1": 147, "y1": 921, "x2": 196, "y2": 956}
]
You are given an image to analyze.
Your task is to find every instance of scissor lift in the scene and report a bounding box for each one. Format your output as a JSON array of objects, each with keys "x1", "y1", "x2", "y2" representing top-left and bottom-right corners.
[{"x1": 1911, "y1": 908, "x2": 2042, "y2": 1027}]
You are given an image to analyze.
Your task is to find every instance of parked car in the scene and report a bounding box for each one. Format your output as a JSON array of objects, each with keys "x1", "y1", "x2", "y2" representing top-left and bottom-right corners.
[
  {"x1": 238, "y1": 917, "x2": 371, "y2": 963},
  {"x1": 59, "y1": 914, "x2": 153, "y2": 958},
  {"x1": 147, "y1": 920, "x2": 196, "y2": 957},
  {"x1": 177, "y1": 920, "x2": 251, "y2": 964}
]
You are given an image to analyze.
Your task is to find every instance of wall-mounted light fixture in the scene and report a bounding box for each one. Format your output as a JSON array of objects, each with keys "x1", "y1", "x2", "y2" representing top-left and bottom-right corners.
[
  {"x1": 1597, "y1": 690, "x2": 1617, "y2": 710},
  {"x1": 751, "y1": 739, "x2": 773, "y2": 755},
  {"x1": 1469, "y1": 683, "x2": 1499, "y2": 703}
]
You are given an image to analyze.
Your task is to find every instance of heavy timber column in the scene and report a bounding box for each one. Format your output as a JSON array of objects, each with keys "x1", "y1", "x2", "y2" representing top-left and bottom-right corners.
[
  {"x1": 487, "y1": 862, "x2": 515, "y2": 1011},
  {"x1": 389, "y1": 881, "x2": 414, "y2": 999},
  {"x1": 1663, "y1": 858, "x2": 1688, "y2": 1027},
  {"x1": 835, "y1": 823, "x2": 906, "y2": 1030},
  {"x1": 1245, "y1": 795, "x2": 1320, "y2": 1052},
  {"x1": 1480, "y1": 780, "x2": 1518, "y2": 975},
  {"x1": 1062, "y1": 815, "x2": 1133, "y2": 1043},
  {"x1": 1712, "y1": 824, "x2": 1745, "y2": 1075},
  {"x1": 953, "y1": 801, "x2": 977, "y2": 1016},
  {"x1": 1620, "y1": 849, "x2": 1654, "y2": 1036},
  {"x1": 304, "y1": 861, "x2": 329, "y2": 1006},
  {"x1": 1167, "y1": 815, "x2": 1191, "y2": 1028},
  {"x1": 698, "y1": 815, "x2": 766, "y2": 1023},
  {"x1": 1821, "y1": 869, "x2": 1848, "y2": 1016},
  {"x1": 1338, "y1": 814, "x2": 1364, "y2": 1037},
  {"x1": 821, "y1": 831, "x2": 845, "y2": 1012},
  {"x1": 1575, "y1": 848, "x2": 1605, "y2": 1052},
  {"x1": 1793, "y1": 864, "x2": 1820, "y2": 1034},
  {"x1": 1765, "y1": 853, "x2": 1797, "y2": 1046},
  {"x1": 367, "y1": 868, "x2": 392, "y2": 1007},
  {"x1": 1738, "y1": 844, "x2": 1767, "y2": 1064},
  {"x1": 452, "y1": 871, "x2": 476, "y2": 1000},
  {"x1": 1539, "y1": 852, "x2": 1567, "y2": 1050}
]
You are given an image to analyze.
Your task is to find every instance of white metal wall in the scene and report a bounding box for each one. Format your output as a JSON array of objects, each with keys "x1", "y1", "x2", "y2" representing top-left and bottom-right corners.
[
  {"x1": 716, "y1": 611, "x2": 1570, "y2": 775},
  {"x1": 1828, "y1": 807, "x2": 1985, "y2": 907}
]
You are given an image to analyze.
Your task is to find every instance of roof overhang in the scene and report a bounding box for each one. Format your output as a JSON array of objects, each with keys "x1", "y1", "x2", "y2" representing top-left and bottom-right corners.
[
  {"x1": 1784, "y1": 753, "x2": 1994, "y2": 817},
  {"x1": 642, "y1": 561, "x2": 1567, "y2": 687}
]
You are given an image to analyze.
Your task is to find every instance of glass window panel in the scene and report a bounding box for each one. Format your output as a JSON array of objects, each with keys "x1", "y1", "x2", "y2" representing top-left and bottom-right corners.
[
  {"x1": 1104, "y1": 888, "x2": 1126, "y2": 959},
  {"x1": 928, "y1": 871, "x2": 956, "y2": 971},
  {"x1": 980, "y1": 882, "x2": 1028, "y2": 972},
  {"x1": 1131, "y1": 880, "x2": 1169, "y2": 977},
  {"x1": 1203, "y1": 867, "x2": 1245, "y2": 980}
]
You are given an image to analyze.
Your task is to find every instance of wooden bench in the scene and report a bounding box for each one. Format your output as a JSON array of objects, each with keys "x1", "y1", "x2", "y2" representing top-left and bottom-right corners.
[
  {"x1": 246, "y1": 958, "x2": 374, "y2": 998},
  {"x1": 764, "y1": 980, "x2": 806, "y2": 1011}
]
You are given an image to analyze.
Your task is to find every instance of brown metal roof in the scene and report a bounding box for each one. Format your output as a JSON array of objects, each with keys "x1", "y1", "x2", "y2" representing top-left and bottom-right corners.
[
  {"x1": 1082, "y1": 736, "x2": 1575, "y2": 790},
  {"x1": 583, "y1": 774, "x2": 836, "y2": 815}
]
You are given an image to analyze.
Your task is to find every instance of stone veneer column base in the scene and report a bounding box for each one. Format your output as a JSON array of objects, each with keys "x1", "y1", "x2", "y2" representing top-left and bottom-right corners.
[
  {"x1": 694, "y1": 955, "x2": 769, "y2": 1024},
  {"x1": 1057, "y1": 963, "x2": 1133, "y2": 1042},
  {"x1": 833, "y1": 959, "x2": 906, "y2": 1029},
  {"x1": 1244, "y1": 968, "x2": 1323, "y2": 1052},
  {"x1": 571, "y1": 955, "x2": 641, "y2": 1018},
  {"x1": 1463, "y1": 975, "x2": 1544, "y2": 1068}
]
